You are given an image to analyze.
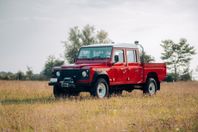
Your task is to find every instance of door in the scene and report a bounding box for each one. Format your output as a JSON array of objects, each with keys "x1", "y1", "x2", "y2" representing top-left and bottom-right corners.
[
  {"x1": 110, "y1": 48, "x2": 128, "y2": 85},
  {"x1": 126, "y1": 49, "x2": 143, "y2": 84}
]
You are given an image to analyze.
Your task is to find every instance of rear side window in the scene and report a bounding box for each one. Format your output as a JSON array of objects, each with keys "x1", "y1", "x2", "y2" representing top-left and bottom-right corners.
[
  {"x1": 113, "y1": 49, "x2": 124, "y2": 63},
  {"x1": 127, "y1": 50, "x2": 137, "y2": 63}
]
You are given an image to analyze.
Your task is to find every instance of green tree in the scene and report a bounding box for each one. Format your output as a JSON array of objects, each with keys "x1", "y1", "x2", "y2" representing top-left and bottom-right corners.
[
  {"x1": 26, "y1": 66, "x2": 33, "y2": 80},
  {"x1": 0, "y1": 72, "x2": 14, "y2": 80},
  {"x1": 143, "y1": 52, "x2": 155, "y2": 63},
  {"x1": 42, "y1": 56, "x2": 64, "y2": 79},
  {"x1": 64, "y1": 25, "x2": 111, "y2": 63},
  {"x1": 16, "y1": 71, "x2": 25, "y2": 80},
  {"x1": 96, "y1": 30, "x2": 110, "y2": 43},
  {"x1": 180, "y1": 67, "x2": 192, "y2": 81},
  {"x1": 165, "y1": 73, "x2": 174, "y2": 82},
  {"x1": 7, "y1": 72, "x2": 16, "y2": 80},
  {"x1": 161, "y1": 38, "x2": 196, "y2": 81}
]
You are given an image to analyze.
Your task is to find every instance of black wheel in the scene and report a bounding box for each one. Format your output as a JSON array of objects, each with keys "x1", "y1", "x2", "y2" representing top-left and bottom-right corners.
[
  {"x1": 143, "y1": 78, "x2": 157, "y2": 96},
  {"x1": 91, "y1": 78, "x2": 109, "y2": 98},
  {"x1": 53, "y1": 85, "x2": 65, "y2": 98}
]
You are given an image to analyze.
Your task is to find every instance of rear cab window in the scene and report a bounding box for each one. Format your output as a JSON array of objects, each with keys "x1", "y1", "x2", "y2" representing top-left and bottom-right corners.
[{"x1": 126, "y1": 49, "x2": 138, "y2": 63}]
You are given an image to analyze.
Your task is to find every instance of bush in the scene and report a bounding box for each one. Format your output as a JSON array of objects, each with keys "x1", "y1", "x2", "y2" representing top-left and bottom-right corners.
[{"x1": 165, "y1": 73, "x2": 174, "y2": 82}]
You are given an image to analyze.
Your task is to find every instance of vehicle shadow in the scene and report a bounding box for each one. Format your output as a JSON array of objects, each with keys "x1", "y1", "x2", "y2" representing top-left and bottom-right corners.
[
  {"x1": 0, "y1": 96, "x2": 56, "y2": 105},
  {"x1": 0, "y1": 95, "x2": 95, "y2": 105},
  {"x1": 0, "y1": 92, "x2": 144, "y2": 105}
]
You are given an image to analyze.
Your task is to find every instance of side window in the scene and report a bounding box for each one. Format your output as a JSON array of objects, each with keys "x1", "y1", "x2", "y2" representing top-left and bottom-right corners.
[
  {"x1": 127, "y1": 50, "x2": 137, "y2": 63},
  {"x1": 113, "y1": 49, "x2": 124, "y2": 63}
]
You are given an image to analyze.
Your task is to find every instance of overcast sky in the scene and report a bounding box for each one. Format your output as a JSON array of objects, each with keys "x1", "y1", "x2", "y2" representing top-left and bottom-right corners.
[{"x1": 0, "y1": 0, "x2": 198, "y2": 73}]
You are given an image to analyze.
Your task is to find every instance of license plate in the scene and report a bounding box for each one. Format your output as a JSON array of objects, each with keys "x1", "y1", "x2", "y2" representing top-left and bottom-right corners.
[{"x1": 50, "y1": 78, "x2": 57, "y2": 83}]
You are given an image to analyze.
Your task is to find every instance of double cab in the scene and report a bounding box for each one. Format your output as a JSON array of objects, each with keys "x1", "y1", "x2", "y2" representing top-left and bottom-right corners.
[{"x1": 49, "y1": 43, "x2": 166, "y2": 98}]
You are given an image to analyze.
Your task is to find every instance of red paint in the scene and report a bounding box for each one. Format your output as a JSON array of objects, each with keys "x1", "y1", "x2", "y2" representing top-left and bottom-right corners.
[{"x1": 71, "y1": 46, "x2": 166, "y2": 86}]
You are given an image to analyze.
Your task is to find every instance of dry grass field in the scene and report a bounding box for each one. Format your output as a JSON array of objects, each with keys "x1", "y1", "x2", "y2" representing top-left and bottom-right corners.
[{"x1": 0, "y1": 80, "x2": 198, "y2": 132}]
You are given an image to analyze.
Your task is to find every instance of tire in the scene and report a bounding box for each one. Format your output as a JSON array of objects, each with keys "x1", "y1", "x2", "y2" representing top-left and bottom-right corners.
[
  {"x1": 53, "y1": 85, "x2": 65, "y2": 98},
  {"x1": 91, "y1": 78, "x2": 109, "y2": 98},
  {"x1": 53, "y1": 85, "x2": 80, "y2": 98},
  {"x1": 143, "y1": 78, "x2": 157, "y2": 96}
]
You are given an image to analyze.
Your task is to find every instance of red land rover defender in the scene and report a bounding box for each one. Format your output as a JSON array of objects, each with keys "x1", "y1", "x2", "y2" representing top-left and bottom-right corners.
[{"x1": 49, "y1": 42, "x2": 166, "y2": 98}]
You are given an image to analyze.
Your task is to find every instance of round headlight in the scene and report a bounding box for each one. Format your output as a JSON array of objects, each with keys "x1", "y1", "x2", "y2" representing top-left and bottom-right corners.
[
  {"x1": 82, "y1": 71, "x2": 87, "y2": 77},
  {"x1": 56, "y1": 71, "x2": 60, "y2": 77}
]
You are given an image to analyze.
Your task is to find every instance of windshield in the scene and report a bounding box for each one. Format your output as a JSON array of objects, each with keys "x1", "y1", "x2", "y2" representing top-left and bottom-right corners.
[{"x1": 77, "y1": 46, "x2": 112, "y2": 59}]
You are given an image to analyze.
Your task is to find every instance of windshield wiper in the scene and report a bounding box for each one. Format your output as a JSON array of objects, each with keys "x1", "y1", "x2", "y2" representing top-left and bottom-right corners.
[
  {"x1": 78, "y1": 56, "x2": 108, "y2": 60},
  {"x1": 91, "y1": 56, "x2": 107, "y2": 60}
]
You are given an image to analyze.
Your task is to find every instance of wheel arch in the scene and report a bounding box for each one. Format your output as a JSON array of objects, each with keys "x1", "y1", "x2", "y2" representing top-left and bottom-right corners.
[{"x1": 92, "y1": 71, "x2": 110, "y2": 86}]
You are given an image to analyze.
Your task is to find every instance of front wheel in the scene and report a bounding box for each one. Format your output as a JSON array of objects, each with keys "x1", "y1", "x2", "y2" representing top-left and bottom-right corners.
[
  {"x1": 91, "y1": 78, "x2": 109, "y2": 98},
  {"x1": 53, "y1": 85, "x2": 65, "y2": 98},
  {"x1": 143, "y1": 78, "x2": 157, "y2": 96},
  {"x1": 53, "y1": 85, "x2": 75, "y2": 98}
]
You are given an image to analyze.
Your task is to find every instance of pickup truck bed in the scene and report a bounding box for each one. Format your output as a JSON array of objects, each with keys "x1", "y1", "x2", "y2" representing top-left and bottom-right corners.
[{"x1": 143, "y1": 63, "x2": 166, "y2": 82}]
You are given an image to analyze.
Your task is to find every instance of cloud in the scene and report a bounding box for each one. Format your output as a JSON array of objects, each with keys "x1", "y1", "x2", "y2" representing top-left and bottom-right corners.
[{"x1": 0, "y1": 0, "x2": 198, "y2": 72}]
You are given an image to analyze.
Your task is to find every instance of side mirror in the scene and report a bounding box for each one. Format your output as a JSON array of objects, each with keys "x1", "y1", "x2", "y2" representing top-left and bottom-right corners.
[{"x1": 114, "y1": 55, "x2": 119, "y2": 63}]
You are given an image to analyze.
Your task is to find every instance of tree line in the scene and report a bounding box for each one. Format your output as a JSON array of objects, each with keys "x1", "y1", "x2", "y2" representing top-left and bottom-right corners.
[
  {"x1": 0, "y1": 57, "x2": 64, "y2": 81},
  {"x1": 0, "y1": 67, "x2": 46, "y2": 80},
  {"x1": 0, "y1": 25, "x2": 196, "y2": 81}
]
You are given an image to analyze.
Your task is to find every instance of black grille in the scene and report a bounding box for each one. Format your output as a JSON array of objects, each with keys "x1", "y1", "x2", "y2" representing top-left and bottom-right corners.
[
  {"x1": 59, "y1": 69, "x2": 81, "y2": 80},
  {"x1": 52, "y1": 69, "x2": 89, "y2": 81}
]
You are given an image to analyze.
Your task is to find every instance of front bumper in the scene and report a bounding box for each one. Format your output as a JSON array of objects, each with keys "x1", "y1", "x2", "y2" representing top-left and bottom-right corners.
[{"x1": 48, "y1": 77, "x2": 90, "y2": 89}]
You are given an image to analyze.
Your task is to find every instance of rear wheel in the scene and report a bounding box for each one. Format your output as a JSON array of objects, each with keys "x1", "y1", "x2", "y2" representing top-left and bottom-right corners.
[
  {"x1": 143, "y1": 78, "x2": 157, "y2": 96},
  {"x1": 91, "y1": 78, "x2": 109, "y2": 98}
]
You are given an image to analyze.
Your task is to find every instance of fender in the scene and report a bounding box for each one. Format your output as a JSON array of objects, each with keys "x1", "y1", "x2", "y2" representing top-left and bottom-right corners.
[{"x1": 92, "y1": 70, "x2": 109, "y2": 85}]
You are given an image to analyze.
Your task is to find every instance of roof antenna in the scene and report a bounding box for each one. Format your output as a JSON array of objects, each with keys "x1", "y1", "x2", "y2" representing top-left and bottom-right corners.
[{"x1": 134, "y1": 41, "x2": 145, "y2": 63}]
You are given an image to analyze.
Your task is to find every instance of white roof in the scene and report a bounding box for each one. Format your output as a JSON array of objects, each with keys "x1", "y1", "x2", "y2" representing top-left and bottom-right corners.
[{"x1": 82, "y1": 43, "x2": 138, "y2": 49}]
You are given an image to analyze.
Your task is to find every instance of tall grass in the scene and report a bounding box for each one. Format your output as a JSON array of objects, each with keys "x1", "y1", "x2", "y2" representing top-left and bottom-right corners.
[{"x1": 0, "y1": 80, "x2": 198, "y2": 131}]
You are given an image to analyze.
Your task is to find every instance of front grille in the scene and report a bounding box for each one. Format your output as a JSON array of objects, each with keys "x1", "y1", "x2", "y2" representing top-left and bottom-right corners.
[
  {"x1": 52, "y1": 69, "x2": 89, "y2": 81},
  {"x1": 59, "y1": 69, "x2": 81, "y2": 80},
  {"x1": 63, "y1": 77, "x2": 74, "y2": 83}
]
